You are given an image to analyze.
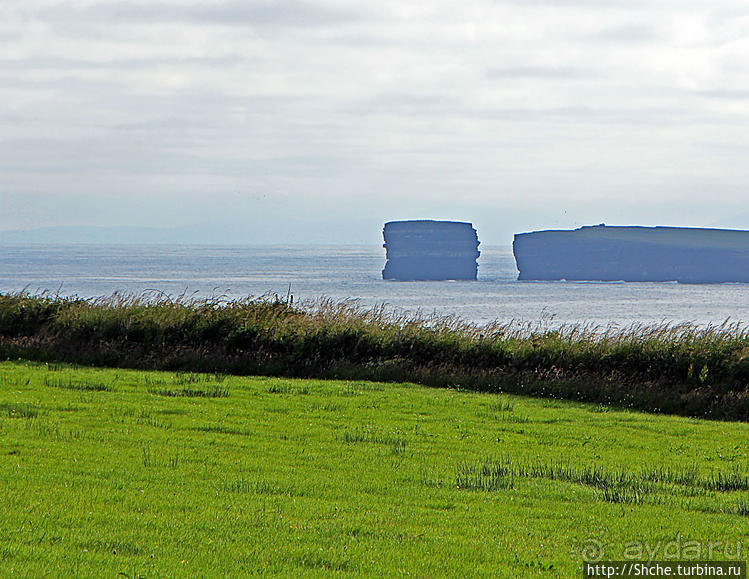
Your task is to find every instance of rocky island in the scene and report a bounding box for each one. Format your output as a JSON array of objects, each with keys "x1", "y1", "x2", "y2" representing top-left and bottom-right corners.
[
  {"x1": 382, "y1": 220, "x2": 480, "y2": 281},
  {"x1": 513, "y1": 224, "x2": 749, "y2": 283}
]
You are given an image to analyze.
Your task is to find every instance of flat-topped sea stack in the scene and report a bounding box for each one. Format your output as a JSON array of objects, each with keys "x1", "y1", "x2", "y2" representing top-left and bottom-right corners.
[
  {"x1": 382, "y1": 220, "x2": 480, "y2": 281},
  {"x1": 514, "y1": 224, "x2": 749, "y2": 283}
]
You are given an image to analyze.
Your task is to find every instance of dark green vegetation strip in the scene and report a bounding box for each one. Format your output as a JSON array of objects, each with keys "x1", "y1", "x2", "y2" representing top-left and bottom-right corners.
[
  {"x1": 455, "y1": 457, "x2": 749, "y2": 500},
  {"x1": 1, "y1": 292, "x2": 748, "y2": 420},
  {"x1": 0, "y1": 362, "x2": 746, "y2": 576}
]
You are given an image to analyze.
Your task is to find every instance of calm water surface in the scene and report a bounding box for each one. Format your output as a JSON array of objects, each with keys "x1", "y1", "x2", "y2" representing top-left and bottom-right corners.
[{"x1": 2, "y1": 244, "x2": 749, "y2": 328}]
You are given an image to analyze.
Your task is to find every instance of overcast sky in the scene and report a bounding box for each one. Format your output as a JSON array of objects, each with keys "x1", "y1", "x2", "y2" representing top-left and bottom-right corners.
[{"x1": 2, "y1": 0, "x2": 749, "y2": 244}]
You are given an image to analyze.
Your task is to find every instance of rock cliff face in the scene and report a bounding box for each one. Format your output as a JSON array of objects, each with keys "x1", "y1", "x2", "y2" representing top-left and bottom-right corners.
[
  {"x1": 382, "y1": 220, "x2": 480, "y2": 281},
  {"x1": 514, "y1": 224, "x2": 749, "y2": 283}
]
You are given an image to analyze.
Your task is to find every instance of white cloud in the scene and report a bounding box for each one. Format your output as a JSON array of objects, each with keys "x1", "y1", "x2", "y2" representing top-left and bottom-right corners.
[{"x1": 1, "y1": 0, "x2": 749, "y2": 243}]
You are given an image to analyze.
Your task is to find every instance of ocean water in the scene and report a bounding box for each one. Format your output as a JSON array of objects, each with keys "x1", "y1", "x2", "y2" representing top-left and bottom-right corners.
[{"x1": 3, "y1": 243, "x2": 749, "y2": 329}]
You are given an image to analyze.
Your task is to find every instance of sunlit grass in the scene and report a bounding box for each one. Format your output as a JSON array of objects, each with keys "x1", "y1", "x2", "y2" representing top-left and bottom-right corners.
[{"x1": 0, "y1": 360, "x2": 746, "y2": 576}]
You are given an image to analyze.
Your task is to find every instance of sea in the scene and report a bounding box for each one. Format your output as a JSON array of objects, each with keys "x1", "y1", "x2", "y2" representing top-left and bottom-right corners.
[{"x1": 3, "y1": 243, "x2": 749, "y2": 330}]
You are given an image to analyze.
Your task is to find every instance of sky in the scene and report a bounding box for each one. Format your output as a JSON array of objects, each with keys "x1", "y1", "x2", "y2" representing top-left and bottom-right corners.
[{"x1": 2, "y1": 0, "x2": 749, "y2": 244}]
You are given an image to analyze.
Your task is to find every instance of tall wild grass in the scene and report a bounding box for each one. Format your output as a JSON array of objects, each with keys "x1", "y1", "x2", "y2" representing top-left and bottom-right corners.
[{"x1": 1, "y1": 291, "x2": 747, "y2": 420}]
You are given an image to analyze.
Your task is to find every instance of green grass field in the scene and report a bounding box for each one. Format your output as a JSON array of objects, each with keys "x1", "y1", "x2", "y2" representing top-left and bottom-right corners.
[{"x1": 0, "y1": 360, "x2": 746, "y2": 577}]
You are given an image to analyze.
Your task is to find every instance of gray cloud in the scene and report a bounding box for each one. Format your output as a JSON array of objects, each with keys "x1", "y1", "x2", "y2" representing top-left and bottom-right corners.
[
  {"x1": 693, "y1": 89, "x2": 749, "y2": 101},
  {"x1": 584, "y1": 23, "x2": 659, "y2": 43},
  {"x1": 485, "y1": 66, "x2": 595, "y2": 80},
  {"x1": 0, "y1": 55, "x2": 254, "y2": 71},
  {"x1": 42, "y1": 0, "x2": 366, "y2": 28}
]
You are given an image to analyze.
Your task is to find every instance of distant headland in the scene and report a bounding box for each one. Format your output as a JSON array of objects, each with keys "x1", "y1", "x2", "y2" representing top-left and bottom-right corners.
[{"x1": 514, "y1": 224, "x2": 749, "y2": 283}]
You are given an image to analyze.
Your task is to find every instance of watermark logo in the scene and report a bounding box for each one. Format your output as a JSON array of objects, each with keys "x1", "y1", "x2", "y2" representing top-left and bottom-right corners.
[
  {"x1": 582, "y1": 538, "x2": 606, "y2": 562},
  {"x1": 579, "y1": 535, "x2": 744, "y2": 562}
]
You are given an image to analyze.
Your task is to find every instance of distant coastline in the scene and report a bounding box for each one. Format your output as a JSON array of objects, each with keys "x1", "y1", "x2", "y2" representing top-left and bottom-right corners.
[{"x1": 514, "y1": 224, "x2": 749, "y2": 284}]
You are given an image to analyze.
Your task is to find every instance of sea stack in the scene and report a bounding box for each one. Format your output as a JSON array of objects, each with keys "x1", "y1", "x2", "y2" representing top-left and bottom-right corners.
[
  {"x1": 382, "y1": 220, "x2": 480, "y2": 281},
  {"x1": 514, "y1": 224, "x2": 749, "y2": 283}
]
